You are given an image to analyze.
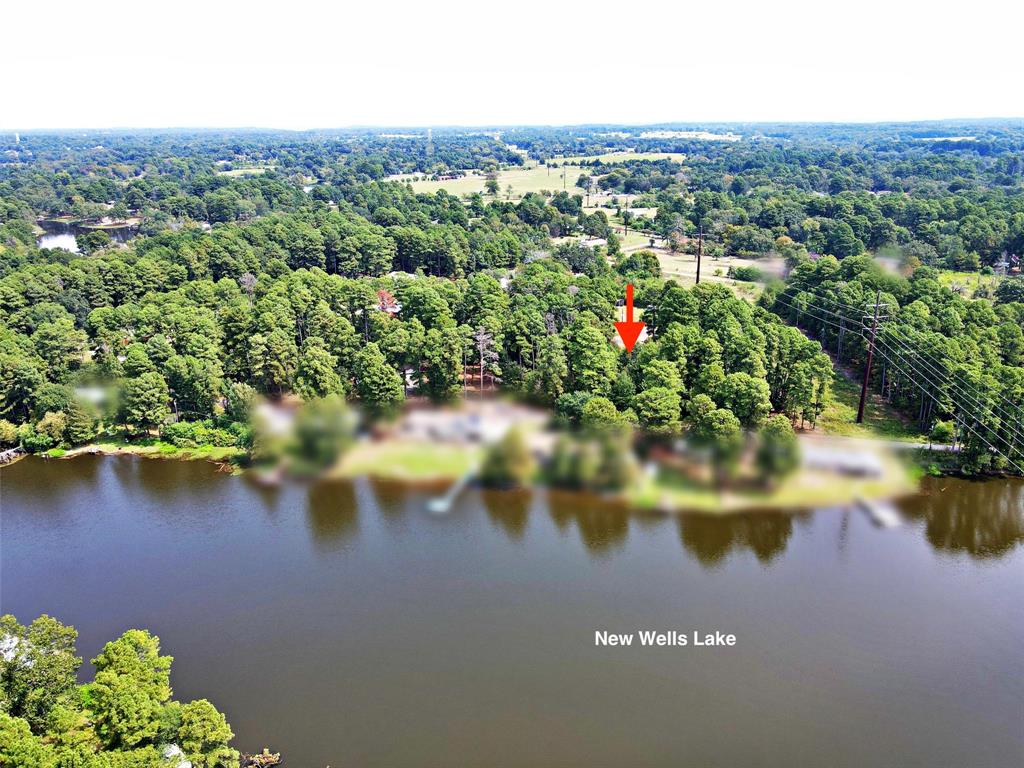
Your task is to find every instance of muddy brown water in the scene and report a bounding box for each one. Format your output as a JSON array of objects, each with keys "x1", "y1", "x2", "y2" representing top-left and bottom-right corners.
[{"x1": 2, "y1": 456, "x2": 1022, "y2": 767}]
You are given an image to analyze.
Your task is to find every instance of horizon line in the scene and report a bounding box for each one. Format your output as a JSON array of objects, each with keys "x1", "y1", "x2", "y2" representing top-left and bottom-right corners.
[{"x1": 3, "y1": 117, "x2": 1024, "y2": 134}]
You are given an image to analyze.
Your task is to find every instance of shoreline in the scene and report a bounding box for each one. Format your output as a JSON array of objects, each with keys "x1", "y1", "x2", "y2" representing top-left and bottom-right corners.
[
  {"x1": 6, "y1": 437, "x2": 925, "y2": 517},
  {"x1": 53, "y1": 441, "x2": 245, "y2": 470}
]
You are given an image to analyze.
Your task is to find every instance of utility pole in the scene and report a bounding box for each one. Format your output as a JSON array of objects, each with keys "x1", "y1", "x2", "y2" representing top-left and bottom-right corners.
[
  {"x1": 695, "y1": 224, "x2": 703, "y2": 285},
  {"x1": 857, "y1": 289, "x2": 882, "y2": 424}
]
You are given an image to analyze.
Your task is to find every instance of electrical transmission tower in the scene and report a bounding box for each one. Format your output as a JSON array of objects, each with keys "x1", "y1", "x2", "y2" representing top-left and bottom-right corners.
[{"x1": 856, "y1": 289, "x2": 887, "y2": 423}]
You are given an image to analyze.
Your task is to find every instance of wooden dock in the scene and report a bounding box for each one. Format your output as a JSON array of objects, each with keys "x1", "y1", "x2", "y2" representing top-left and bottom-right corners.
[
  {"x1": 856, "y1": 497, "x2": 902, "y2": 528},
  {"x1": 427, "y1": 465, "x2": 478, "y2": 514}
]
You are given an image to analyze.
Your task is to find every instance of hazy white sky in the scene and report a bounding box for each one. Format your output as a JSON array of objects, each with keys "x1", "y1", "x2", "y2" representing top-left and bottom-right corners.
[{"x1": 3, "y1": 0, "x2": 1022, "y2": 129}]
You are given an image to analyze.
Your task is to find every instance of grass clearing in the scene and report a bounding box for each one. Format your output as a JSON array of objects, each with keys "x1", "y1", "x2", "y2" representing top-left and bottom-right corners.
[
  {"x1": 395, "y1": 152, "x2": 685, "y2": 199},
  {"x1": 397, "y1": 164, "x2": 579, "y2": 198},
  {"x1": 934, "y1": 269, "x2": 1002, "y2": 296},
  {"x1": 818, "y1": 370, "x2": 925, "y2": 441},
  {"x1": 560, "y1": 151, "x2": 687, "y2": 164},
  {"x1": 654, "y1": 250, "x2": 764, "y2": 298},
  {"x1": 63, "y1": 437, "x2": 245, "y2": 464},
  {"x1": 216, "y1": 166, "x2": 273, "y2": 177},
  {"x1": 333, "y1": 439, "x2": 482, "y2": 482},
  {"x1": 630, "y1": 452, "x2": 915, "y2": 513}
]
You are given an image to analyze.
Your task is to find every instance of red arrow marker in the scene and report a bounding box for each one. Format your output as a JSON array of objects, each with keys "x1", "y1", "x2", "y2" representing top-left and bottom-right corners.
[{"x1": 614, "y1": 283, "x2": 646, "y2": 352}]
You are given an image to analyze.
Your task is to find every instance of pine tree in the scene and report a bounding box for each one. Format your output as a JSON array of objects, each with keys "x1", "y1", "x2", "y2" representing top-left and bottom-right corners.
[
  {"x1": 64, "y1": 398, "x2": 98, "y2": 445},
  {"x1": 355, "y1": 343, "x2": 404, "y2": 417},
  {"x1": 294, "y1": 337, "x2": 343, "y2": 399},
  {"x1": 423, "y1": 327, "x2": 463, "y2": 402}
]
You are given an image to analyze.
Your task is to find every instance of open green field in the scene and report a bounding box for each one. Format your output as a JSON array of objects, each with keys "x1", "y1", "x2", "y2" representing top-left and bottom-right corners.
[
  {"x1": 630, "y1": 451, "x2": 915, "y2": 513},
  {"x1": 654, "y1": 250, "x2": 764, "y2": 298},
  {"x1": 934, "y1": 269, "x2": 1002, "y2": 295},
  {"x1": 818, "y1": 369, "x2": 925, "y2": 441},
  {"x1": 216, "y1": 166, "x2": 273, "y2": 177},
  {"x1": 396, "y1": 165, "x2": 574, "y2": 197},
  {"x1": 333, "y1": 439, "x2": 482, "y2": 482},
  {"x1": 60, "y1": 437, "x2": 246, "y2": 464},
  {"x1": 394, "y1": 152, "x2": 685, "y2": 199},
  {"x1": 560, "y1": 151, "x2": 686, "y2": 164}
]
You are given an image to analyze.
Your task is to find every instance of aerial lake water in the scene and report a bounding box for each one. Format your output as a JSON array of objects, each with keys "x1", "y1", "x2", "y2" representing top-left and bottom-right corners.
[
  {"x1": 2, "y1": 455, "x2": 1022, "y2": 767},
  {"x1": 36, "y1": 220, "x2": 137, "y2": 252}
]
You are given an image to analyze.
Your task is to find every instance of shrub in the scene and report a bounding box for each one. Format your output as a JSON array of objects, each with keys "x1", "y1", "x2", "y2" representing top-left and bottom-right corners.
[
  {"x1": 481, "y1": 428, "x2": 536, "y2": 488},
  {"x1": 17, "y1": 424, "x2": 54, "y2": 452},
  {"x1": 224, "y1": 381, "x2": 259, "y2": 422},
  {"x1": 555, "y1": 391, "x2": 593, "y2": 427},
  {"x1": 0, "y1": 419, "x2": 17, "y2": 446},
  {"x1": 162, "y1": 420, "x2": 239, "y2": 449},
  {"x1": 65, "y1": 399, "x2": 99, "y2": 445},
  {"x1": 930, "y1": 419, "x2": 955, "y2": 444},
  {"x1": 36, "y1": 411, "x2": 68, "y2": 445},
  {"x1": 548, "y1": 432, "x2": 638, "y2": 493},
  {"x1": 580, "y1": 397, "x2": 628, "y2": 434},
  {"x1": 728, "y1": 265, "x2": 764, "y2": 282},
  {"x1": 756, "y1": 415, "x2": 800, "y2": 485},
  {"x1": 289, "y1": 396, "x2": 355, "y2": 472}
]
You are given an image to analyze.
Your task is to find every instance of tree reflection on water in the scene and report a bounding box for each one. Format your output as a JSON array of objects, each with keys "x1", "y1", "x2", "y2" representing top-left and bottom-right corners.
[
  {"x1": 547, "y1": 490, "x2": 631, "y2": 555},
  {"x1": 295, "y1": 472, "x2": 1024, "y2": 564},
  {"x1": 482, "y1": 488, "x2": 532, "y2": 540},
  {"x1": 305, "y1": 479, "x2": 358, "y2": 551},
  {"x1": 677, "y1": 511, "x2": 804, "y2": 566},
  {"x1": 902, "y1": 476, "x2": 1024, "y2": 558}
]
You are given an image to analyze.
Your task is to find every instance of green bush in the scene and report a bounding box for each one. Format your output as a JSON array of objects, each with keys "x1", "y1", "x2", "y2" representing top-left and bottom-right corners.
[
  {"x1": 755, "y1": 415, "x2": 800, "y2": 485},
  {"x1": 161, "y1": 420, "x2": 239, "y2": 449},
  {"x1": 17, "y1": 424, "x2": 54, "y2": 453},
  {"x1": 0, "y1": 419, "x2": 17, "y2": 446},
  {"x1": 36, "y1": 411, "x2": 68, "y2": 445},
  {"x1": 555, "y1": 391, "x2": 593, "y2": 427},
  {"x1": 728, "y1": 265, "x2": 764, "y2": 282},
  {"x1": 481, "y1": 428, "x2": 536, "y2": 488},
  {"x1": 930, "y1": 419, "x2": 955, "y2": 444},
  {"x1": 548, "y1": 432, "x2": 638, "y2": 492}
]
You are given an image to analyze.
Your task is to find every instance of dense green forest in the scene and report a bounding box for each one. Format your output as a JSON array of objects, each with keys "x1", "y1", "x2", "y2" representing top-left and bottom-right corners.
[
  {"x1": 1, "y1": 122, "x2": 1022, "y2": 477},
  {"x1": 3, "y1": 122, "x2": 1024, "y2": 766},
  {"x1": 1, "y1": 614, "x2": 238, "y2": 768},
  {"x1": 765, "y1": 256, "x2": 1024, "y2": 473}
]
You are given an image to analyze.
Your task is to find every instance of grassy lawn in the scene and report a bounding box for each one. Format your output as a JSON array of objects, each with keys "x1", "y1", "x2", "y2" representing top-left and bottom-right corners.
[
  {"x1": 397, "y1": 152, "x2": 685, "y2": 199},
  {"x1": 653, "y1": 250, "x2": 763, "y2": 298},
  {"x1": 397, "y1": 164, "x2": 573, "y2": 198},
  {"x1": 560, "y1": 151, "x2": 687, "y2": 164},
  {"x1": 65, "y1": 436, "x2": 245, "y2": 463},
  {"x1": 818, "y1": 370, "x2": 925, "y2": 441},
  {"x1": 333, "y1": 440, "x2": 482, "y2": 482},
  {"x1": 630, "y1": 453, "x2": 915, "y2": 514},
  {"x1": 934, "y1": 269, "x2": 1001, "y2": 296},
  {"x1": 612, "y1": 229, "x2": 661, "y2": 251},
  {"x1": 216, "y1": 166, "x2": 272, "y2": 177}
]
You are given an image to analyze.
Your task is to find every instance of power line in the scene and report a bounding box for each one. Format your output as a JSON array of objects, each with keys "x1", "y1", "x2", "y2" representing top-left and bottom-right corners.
[
  {"x1": 770, "y1": 286, "x2": 884, "y2": 327},
  {"x1": 773, "y1": 287, "x2": 1024, "y2": 428},
  {"x1": 872, "y1": 328, "x2": 1024, "y2": 440},
  {"x1": 770, "y1": 287, "x2": 1024, "y2": 458},
  {"x1": 874, "y1": 330, "x2": 1024, "y2": 429},
  {"x1": 773, "y1": 286, "x2": 876, "y2": 318},
  {"x1": 871, "y1": 336, "x2": 1024, "y2": 458},
  {"x1": 870, "y1": 335, "x2": 1024, "y2": 450},
  {"x1": 869, "y1": 344, "x2": 1024, "y2": 474},
  {"x1": 857, "y1": 288, "x2": 882, "y2": 424},
  {"x1": 879, "y1": 322, "x2": 1024, "y2": 421},
  {"x1": 775, "y1": 284, "x2": 1024, "y2": 422},
  {"x1": 872, "y1": 343, "x2": 1024, "y2": 472},
  {"x1": 769, "y1": 294, "x2": 850, "y2": 333}
]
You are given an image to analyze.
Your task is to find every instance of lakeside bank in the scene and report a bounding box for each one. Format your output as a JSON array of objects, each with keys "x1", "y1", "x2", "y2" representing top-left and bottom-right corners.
[{"x1": 3, "y1": 428, "x2": 937, "y2": 516}]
